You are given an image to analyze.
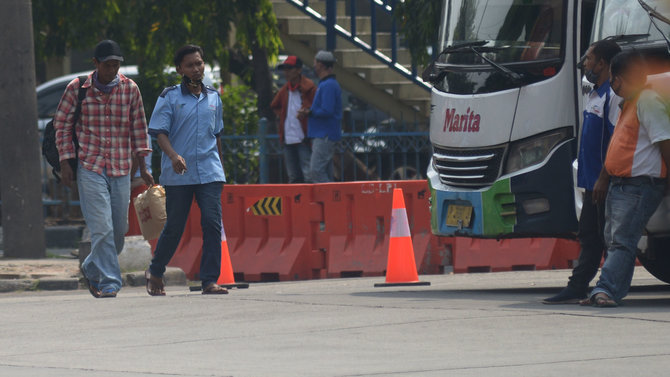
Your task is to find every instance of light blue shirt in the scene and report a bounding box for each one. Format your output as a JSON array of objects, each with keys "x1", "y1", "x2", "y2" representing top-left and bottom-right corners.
[{"x1": 148, "y1": 84, "x2": 226, "y2": 185}]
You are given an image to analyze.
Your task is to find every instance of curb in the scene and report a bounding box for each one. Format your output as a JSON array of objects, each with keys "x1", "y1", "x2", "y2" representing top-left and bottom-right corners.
[
  {"x1": 0, "y1": 279, "x2": 35, "y2": 293},
  {"x1": 124, "y1": 267, "x2": 187, "y2": 287},
  {"x1": 0, "y1": 267, "x2": 188, "y2": 293}
]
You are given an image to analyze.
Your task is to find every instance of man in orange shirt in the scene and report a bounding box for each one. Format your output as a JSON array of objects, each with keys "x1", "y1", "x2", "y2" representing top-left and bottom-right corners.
[
  {"x1": 581, "y1": 52, "x2": 670, "y2": 307},
  {"x1": 271, "y1": 56, "x2": 316, "y2": 183}
]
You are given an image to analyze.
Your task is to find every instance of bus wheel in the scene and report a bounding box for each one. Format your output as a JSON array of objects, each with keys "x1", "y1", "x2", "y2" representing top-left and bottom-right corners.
[{"x1": 637, "y1": 236, "x2": 670, "y2": 284}]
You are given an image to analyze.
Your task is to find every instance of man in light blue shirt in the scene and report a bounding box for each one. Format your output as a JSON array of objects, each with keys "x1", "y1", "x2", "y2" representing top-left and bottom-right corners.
[{"x1": 145, "y1": 45, "x2": 228, "y2": 295}]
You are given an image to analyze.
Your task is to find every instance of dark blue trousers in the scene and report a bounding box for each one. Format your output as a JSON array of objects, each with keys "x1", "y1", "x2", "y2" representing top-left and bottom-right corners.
[{"x1": 150, "y1": 182, "x2": 223, "y2": 287}]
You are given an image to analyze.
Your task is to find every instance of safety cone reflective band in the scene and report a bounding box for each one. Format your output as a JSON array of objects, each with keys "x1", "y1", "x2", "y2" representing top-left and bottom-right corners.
[
  {"x1": 375, "y1": 188, "x2": 430, "y2": 287},
  {"x1": 217, "y1": 223, "x2": 249, "y2": 289}
]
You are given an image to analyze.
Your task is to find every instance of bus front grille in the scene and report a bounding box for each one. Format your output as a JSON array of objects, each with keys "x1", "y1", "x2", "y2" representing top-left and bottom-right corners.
[{"x1": 432, "y1": 145, "x2": 506, "y2": 188}]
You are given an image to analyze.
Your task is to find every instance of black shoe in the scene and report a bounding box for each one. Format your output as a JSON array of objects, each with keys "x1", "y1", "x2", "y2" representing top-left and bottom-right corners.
[{"x1": 542, "y1": 288, "x2": 587, "y2": 305}]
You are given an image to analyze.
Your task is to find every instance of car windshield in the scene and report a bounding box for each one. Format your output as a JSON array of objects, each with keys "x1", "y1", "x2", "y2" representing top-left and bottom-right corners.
[
  {"x1": 593, "y1": 0, "x2": 670, "y2": 43},
  {"x1": 438, "y1": 0, "x2": 565, "y2": 64}
]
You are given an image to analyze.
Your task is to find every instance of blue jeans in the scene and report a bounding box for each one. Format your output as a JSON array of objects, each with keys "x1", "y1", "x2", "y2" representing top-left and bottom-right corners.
[
  {"x1": 149, "y1": 182, "x2": 223, "y2": 287},
  {"x1": 284, "y1": 140, "x2": 311, "y2": 183},
  {"x1": 591, "y1": 176, "x2": 665, "y2": 303},
  {"x1": 310, "y1": 137, "x2": 335, "y2": 183},
  {"x1": 78, "y1": 165, "x2": 130, "y2": 293}
]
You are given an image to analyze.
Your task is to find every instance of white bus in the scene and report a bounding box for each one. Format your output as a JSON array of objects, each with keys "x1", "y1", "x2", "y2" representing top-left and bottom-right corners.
[{"x1": 425, "y1": 0, "x2": 670, "y2": 281}]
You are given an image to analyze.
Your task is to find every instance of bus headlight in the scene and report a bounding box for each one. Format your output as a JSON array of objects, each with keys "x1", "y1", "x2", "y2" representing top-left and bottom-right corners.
[{"x1": 504, "y1": 127, "x2": 572, "y2": 174}]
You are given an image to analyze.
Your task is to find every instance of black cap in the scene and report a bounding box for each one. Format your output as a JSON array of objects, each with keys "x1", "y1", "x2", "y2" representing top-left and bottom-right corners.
[{"x1": 94, "y1": 40, "x2": 124, "y2": 62}]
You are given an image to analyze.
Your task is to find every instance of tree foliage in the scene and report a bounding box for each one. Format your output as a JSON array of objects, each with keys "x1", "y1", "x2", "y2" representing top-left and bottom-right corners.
[
  {"x1": 220, "y1": 84, "x2": 261, "y2": 183},
  {"x1": 32, "y1": 0, "x2": 282, "y2": 116},
  {"x1": 394, "y1": 0, "x2": 442, "y2": 68}
]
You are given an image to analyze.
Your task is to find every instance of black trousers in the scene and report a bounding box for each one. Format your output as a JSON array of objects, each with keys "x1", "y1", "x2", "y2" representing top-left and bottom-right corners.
[{"x1": 567, "y1": 190, "x2": 607, "y2": 293}]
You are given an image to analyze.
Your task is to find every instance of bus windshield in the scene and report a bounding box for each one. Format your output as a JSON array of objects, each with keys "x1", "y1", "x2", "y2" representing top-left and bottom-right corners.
[
  {"x1": 593, "y1": 0, "x2": 670, "y2": 43},
  {"x1": 433, "y1": 0, "x2": 566, "y2": 94},
  {"x1": 438, "y1": 0, "x2": 565, "y2": 64}
]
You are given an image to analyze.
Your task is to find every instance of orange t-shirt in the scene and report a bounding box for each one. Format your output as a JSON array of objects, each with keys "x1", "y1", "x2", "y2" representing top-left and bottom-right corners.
[{"x1": 604, "y1": 89, "x2": 670, "y2": 178}]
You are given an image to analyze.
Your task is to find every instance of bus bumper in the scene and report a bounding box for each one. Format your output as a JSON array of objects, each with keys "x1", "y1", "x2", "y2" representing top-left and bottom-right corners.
[{"x1": 428, "y1": 143, "x2": 578, "y2": 238}]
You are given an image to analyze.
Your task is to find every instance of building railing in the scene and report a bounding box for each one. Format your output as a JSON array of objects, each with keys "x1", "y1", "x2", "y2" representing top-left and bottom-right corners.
[
  {"x1": 285, "y1": 0, "x2": 431, "y2": 91},
  {"x1": 221, "y1": 117, "x2": 430, "y2": 184}
]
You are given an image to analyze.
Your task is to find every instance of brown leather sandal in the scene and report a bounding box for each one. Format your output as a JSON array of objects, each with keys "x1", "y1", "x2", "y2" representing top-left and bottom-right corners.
[
  {"x1": 145, "y1": 269, "x2": 166, "y2": 296},
  {"x1": 202, "y1": 282, "x2": 229, "y2": 295},
  {"x1": 579, "y1": 292, "x2": 618, "y2": 307}
]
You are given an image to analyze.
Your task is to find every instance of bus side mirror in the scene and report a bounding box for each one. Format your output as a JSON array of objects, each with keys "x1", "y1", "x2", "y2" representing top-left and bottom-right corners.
[{"x1": 422, "y1": 62, "x2": 437, "y2": 83}]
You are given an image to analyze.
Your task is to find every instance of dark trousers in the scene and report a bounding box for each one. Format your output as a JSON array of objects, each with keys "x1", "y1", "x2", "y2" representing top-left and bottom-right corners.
[
  {"x1": 567, "y1": 190, "x2": 606, "y2": 293},
  {"x1": 150, "y1": 182, "x2": 223, "y2": 287}
]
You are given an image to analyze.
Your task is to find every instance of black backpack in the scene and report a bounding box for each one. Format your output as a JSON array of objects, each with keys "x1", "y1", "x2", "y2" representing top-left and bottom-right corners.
[{"x1": 42, "y1": 76, "x2": 88, "y2": 183}]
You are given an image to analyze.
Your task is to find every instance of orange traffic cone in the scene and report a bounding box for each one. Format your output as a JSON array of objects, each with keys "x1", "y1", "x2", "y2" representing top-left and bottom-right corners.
[
  {"x1": 375, "y1": 188, "x2": 430, "y2": 287},
  {"x1": 217, "y1": 224, "x2": 249, "y2": 289}
]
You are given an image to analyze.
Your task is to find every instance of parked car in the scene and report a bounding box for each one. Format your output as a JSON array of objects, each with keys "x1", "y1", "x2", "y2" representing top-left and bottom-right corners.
[{"x1": 36, "y1": 65, "x2": 219, "y2": 130}]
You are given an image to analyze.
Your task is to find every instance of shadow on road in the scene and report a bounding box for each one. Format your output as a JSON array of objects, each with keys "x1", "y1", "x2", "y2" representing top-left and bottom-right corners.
[{"x1": 350, "y1": 284, "x2": 670, "y2": 309}]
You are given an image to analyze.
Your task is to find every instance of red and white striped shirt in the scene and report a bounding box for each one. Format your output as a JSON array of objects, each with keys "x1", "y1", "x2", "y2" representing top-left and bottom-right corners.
[{"x1": 54, "y1": 72, "x2": 151, "y2": 177}]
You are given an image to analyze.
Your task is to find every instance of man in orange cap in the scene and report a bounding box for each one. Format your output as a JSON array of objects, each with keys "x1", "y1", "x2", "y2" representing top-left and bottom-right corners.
[{"x1": 271, "y1": 56, "x2": 316, "y2": 183}]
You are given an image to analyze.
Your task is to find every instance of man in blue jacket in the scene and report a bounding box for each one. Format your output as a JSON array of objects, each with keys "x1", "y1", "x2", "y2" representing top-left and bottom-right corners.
[{"x1": 299, "y1": 50, "x2": 342, "y2": 182}]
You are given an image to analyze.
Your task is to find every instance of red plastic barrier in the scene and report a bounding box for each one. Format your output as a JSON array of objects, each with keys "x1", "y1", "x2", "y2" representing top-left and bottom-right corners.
[
  {"x1": 449, "y1": 237, "x2": 580, "y2": 273},
  {"x1": 221, "y1": 184, "x2": 324, "y2": 282},
  {"x1": 153, "y1": 182, "x2": 580, "y2": 282},
  {"x1": 312, "y1": 181, "x2": 447, "y2": 278},
  {"x1": 126, "y1": 184, "x2": 149, "y2": 236}
]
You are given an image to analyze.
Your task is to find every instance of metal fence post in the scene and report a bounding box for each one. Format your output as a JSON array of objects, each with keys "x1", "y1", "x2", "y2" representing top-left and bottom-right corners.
[
  {"x1": 326, "y1": 0, "x2": 336, "y2": 51},
  {"x1": 259, "y1": 117, "x2": 268, "y2": 184}
]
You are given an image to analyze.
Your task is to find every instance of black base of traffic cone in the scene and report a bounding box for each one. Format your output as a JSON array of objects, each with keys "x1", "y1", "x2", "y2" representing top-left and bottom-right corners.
[
  {"x1": 374, "y1": 281, "x2": 431, "y2": 287},
  {"x1": 189, "y1": 282, "x2": 249, "y2": 292}
]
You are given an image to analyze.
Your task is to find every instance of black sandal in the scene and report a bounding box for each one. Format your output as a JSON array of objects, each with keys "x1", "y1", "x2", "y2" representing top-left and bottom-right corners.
[{"x1": 145, "y1": 269, "x2": 166, "y2": 296}]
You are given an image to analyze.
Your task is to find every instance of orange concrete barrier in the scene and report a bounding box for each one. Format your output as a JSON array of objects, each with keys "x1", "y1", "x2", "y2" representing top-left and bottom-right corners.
[
  {"x1": 449, "y1": 237, "x2": 580, "y2": 273},
  {"x1": 153, "y1": 182, "x2": 580, "y2": 282},
  {"x1": 313, "y1": 181, "x2": 445, "y2": 278},
  {"x1": 126, "y1": 184, "x2": 149, "y2": 236},
  {"x1": 221, "y1": 184, "x2": 325, "y2": 282}
]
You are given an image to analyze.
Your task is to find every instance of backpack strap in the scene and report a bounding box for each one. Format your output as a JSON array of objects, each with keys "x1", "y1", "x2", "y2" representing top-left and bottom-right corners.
[
  {"x1": 70, "y1": 76, "x2": 88, "y2": 150},
  {"x1": 72, "y1": 76, "x2": 88, "y2": 123}
]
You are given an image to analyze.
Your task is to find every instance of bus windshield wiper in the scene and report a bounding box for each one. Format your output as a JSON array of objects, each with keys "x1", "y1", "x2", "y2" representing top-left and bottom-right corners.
[
  {"x1": 425, "y1": 40, "x2": 491, "y2": 83},
  {"x1": 605, "y1": 33, "x2": 651, "y2": 43},
  {"x1": 426, "y1": 40, "x2": 518, "y2": 83},
  {"x1": 467, "y1": 46, "x2": 523, "y2": 81},
  {"x1": 436, "y1": 40, "x2": 490, "y2": 59},
  {"x1": 638, "y1": 0, "x2": 670, "y2": 52},
  {"x1": 638, "y1": 0, "x2": 670, "y2": 25}
]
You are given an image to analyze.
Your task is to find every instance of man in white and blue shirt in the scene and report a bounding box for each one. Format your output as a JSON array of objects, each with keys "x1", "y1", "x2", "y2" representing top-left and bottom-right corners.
[
  {"x1": 146, "y1": 45, "x2": 228, "y2": 295},
  {"x1": 544, "y1": 40, "x2": 622, "y2": 304}
]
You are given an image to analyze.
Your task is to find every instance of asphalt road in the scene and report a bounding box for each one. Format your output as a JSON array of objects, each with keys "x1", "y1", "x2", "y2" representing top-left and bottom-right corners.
[{"x1": 1, "y1": 267, "x2": 669, "y2": 377}]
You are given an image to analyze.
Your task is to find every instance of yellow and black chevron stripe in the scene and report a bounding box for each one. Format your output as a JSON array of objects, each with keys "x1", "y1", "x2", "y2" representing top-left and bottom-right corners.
[{"x1": 251, "y1": 196, "x2": 282, "y2": 216}]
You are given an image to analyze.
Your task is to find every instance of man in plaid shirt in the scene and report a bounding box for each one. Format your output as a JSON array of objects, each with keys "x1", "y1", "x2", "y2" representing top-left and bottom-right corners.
[{"x1": 55, "y1": 40, "x2": 153, "y2": 298}]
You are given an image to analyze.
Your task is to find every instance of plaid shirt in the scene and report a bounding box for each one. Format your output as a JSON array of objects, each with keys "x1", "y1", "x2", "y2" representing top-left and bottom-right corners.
[{"x1": 54, "y1": 72, "x2": 151, "y2": 177}]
